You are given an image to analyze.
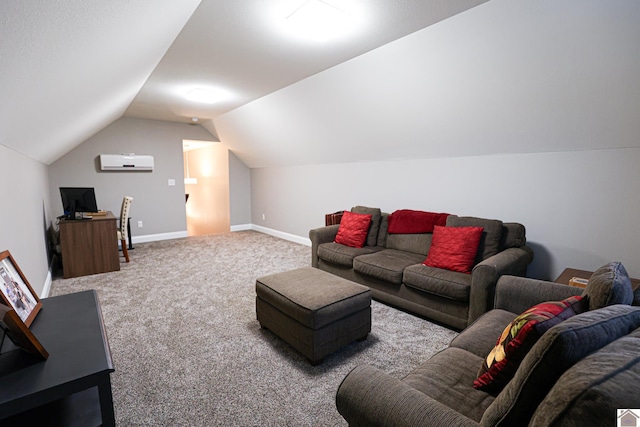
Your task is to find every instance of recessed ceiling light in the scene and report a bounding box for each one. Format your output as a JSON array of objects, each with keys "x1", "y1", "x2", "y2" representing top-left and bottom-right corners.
[
  {"x1": 185, "y1": 87, "x2": 229, "y2": 104},
  {"x1": 286, "y1": 0, "x2": 351, "y2": 42}
]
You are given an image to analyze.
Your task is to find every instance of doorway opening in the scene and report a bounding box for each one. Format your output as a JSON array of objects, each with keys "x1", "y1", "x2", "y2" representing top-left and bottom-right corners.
[{"x1": 183, "y1": 139, "x2": 230, "y2": 236}]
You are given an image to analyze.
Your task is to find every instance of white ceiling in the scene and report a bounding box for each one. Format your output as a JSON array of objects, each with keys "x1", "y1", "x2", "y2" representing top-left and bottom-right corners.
[
  {"x1": 212, "y1": 0, "x2": 640, "y2": 168},
  {"x1": 0, "y1": 0, "x2": 201, "y2": 164},
  {"x1": 0, "y1": 0, "x2": 487, "y2": 165},
  {"x1": 125, "y1": 0, "x2": 489, "y2": 127}
]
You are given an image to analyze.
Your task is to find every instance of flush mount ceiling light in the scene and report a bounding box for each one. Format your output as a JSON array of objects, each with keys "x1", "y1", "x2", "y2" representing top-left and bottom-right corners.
[
  {"x1": 185, "y1": 87, "x2": 229, "y2": 104},
  {"x1": 285, "y1": 0, "x2": 351, "y2": 42}
]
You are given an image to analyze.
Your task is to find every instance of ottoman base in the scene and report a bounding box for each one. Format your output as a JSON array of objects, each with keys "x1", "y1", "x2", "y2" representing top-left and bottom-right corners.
[
  {"x1": 256, "y1": 267, "x2": 372, "y2": 365},
  {"x1": 257, "y1": 297, "x2": 371, "y2": 365}
]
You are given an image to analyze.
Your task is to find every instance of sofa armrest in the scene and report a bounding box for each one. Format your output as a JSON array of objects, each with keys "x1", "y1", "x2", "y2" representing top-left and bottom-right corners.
[
  {"x1": 467, "y1": 246, "x2": 534, "y2": 324},
  {"x1": 336, "y1": 365, "x2": 478, "y2": 427},
  {"x1": 494, "y1": 275, "x2": 583, "y2": 314},
  {"x1": 309, "y1": 225, "x2": 340, "y2": 267}
]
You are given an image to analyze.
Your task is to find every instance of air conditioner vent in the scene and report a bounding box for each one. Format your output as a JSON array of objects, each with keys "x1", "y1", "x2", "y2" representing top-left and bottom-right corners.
[{"x1": 99, "y1": 154, "x2": 154, "y2": 171}]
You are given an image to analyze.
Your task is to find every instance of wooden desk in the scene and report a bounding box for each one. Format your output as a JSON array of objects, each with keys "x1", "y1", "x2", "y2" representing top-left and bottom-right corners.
[
  {"x1": 555, "y1": 267, "x2": 640, "y2": 290},
  {"x1": 59, "y1": 211, "x2": 120, "y2": 279},
  {"x1": 0, "y1": 290, "x2": 115, "y2": 426}
]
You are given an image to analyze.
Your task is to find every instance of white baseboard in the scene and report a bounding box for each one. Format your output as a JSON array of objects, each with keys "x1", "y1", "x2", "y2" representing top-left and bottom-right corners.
[
  {"x1": 131, "y1": 231, "x2": 189, "y2": 244},
  {"x1": 248, "y1": 224, "x2": 311, "y2": 247},
  {"x1": 130, "y1": 226, "x2": 308, "y2": 247},
  {"x1": 41, "y1": 269, "x2": 53, "y2": 298},
  {"x1": 230, "y1": 223, "x2": 252, "y2": 232}
]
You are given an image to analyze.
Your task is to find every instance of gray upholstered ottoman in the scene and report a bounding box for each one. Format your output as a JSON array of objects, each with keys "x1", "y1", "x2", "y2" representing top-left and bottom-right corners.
[{"x1": 256, "y1": 267, "x2": 372, "y2": 365}]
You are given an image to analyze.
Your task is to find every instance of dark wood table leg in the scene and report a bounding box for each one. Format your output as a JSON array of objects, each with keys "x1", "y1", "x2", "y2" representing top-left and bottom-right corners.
[{"x1": 98, "y1": 376, "x2": 116, "y2": 427}]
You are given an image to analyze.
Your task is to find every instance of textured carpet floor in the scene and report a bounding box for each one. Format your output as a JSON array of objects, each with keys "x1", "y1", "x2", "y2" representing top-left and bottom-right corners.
[{"x1": 51, "y1": 231, "x2": 457, "y2": 426}]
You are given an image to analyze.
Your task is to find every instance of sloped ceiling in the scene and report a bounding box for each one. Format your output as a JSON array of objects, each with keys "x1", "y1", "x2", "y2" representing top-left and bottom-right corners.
[
  {"x1": 3, "y1": 1, "x2": 638, "y2": 169},
  {"x1": 0, "y1": 0, "x2": 202, "y2": 164},
  {"x1": 125, "y1": 0, "x2": 489, "y2": 125},
  {"x1": 214, "y1": 0, "x2": 640, "y2": 168},
  {"x1": 0, "y1": 0, "x2": 488, "y2": 165}
]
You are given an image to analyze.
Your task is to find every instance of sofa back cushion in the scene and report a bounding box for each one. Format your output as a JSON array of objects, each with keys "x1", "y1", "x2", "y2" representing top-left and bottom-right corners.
[
  {"x1": 480, "y1": 305, "x2": 640, "y2": 427},
  {"x1": 386, "y1": 233, "x2": 432, "y2": 256},
  {"x1": 500, "y1": 223, "x2": 526, "y2": 249},
  {"x1": 376, "y1": 213, "x2": 389, "y2": 248},
  {"x1": 582, "y1": 261, "x2": 633, "y2": 310},
  {"x1": 446, "y1": 216, "x2": 503, "y2": 264},
  {"x1": 529, "y1": 326, "x2": 640, "y2": 426},
  {"x1": 351, "y1": 206, "x2": 382, "y2": 247}
]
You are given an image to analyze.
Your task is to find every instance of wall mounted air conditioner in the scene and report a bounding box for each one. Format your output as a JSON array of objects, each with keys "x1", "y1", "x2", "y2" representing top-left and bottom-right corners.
[{"x1": 99, "y1": 154, "x2": 154, "y2": 171}]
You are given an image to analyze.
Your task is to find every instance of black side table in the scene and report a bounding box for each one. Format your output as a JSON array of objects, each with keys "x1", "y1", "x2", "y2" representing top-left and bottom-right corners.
[{"x1": 0, "y1": 290, "x2": 115, "y2": 426}]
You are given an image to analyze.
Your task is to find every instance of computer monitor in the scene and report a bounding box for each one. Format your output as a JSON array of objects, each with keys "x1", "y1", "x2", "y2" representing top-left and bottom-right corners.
[{"x1": 59, "y1": 187, "x2": 98, "y2": 220}]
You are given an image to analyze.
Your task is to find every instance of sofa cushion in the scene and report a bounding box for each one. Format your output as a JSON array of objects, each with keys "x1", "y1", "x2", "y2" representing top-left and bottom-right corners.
[
  {"x1": 480, "y1": 305, "x2": 640, "y2": 427},
  {"x1": 353, "y1": 249, "x2": 424, "y2": 284},
  {"x1": 583, "y1": 261, "x2": 633, "y2": 310},
  {"x1": 403, "y1": 264, "x2": 472, "y2": 302},
  {"x1": 376, "y1": 213, "x2": 389, "y2": 248},
  {"x1": 474, "y1": 295, "x2": 587, "y2": 394},
  {"x1": 446, "y1": 216, "x2": 503, "y2": 264},
  {"x1": 335, "y1": 211, "x2": 372, "y2": 248},
  {"x1": 387, "y1": 209, "x2": 449, "y2": 234},
  {"x1": 500, "y1": 223, "x2": 526, "y2": 248},
  {"x1": 317, "y1": 242, "x2": 384, "y2": 267},
  {"x1": 403, "y1": 347, "x2": 496, "y2": 423},
  {"x1": 449, "y1": 309, "x2": 518, "y2": 359},
  {"x1": 424, "y1": 226, "x2": 484, "y2": 274},
  {"x1": 351, "y1": 206, "x2": 381, "y2": 247},
  {"x1": 386, "y1": 233, "x2": 432, "y2": 256},
  {"x1": 529, "y1": 326, "x2": 640, "y2": 426}
]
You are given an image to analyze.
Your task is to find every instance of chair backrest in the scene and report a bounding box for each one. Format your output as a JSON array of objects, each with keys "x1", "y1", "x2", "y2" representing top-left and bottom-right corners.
[{"x1": 119, "y1": 196, "x2": 133, "y2": 235}]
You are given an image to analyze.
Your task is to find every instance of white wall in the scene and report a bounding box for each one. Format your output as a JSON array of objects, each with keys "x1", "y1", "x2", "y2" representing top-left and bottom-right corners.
[
  {"x1": 229, "y1": 151, "x2": 251, "y2": 226},
  {"x1": 48, "y1": 117, "x2": 252, "y2": 241},
  {"x1": 0, "y1": 145, "x2": 52, "y2": 296},
  {"x1": 251, "y1": 148, "x2": 640, "y2": 280},
  {"x1": 48, "y1": 117, "x2": 218, "y2": 239}
]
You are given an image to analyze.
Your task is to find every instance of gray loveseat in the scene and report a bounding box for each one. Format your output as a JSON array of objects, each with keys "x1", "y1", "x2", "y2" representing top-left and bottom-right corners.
[
  {"x1": 310, "y1": 206, "x2": 533, "y2": 330},
  {"x1": 336, "y1": 262, "x2": 640, "y2": 426}
]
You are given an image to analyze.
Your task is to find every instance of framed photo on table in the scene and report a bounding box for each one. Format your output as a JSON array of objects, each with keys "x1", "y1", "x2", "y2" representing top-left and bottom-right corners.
[
  {"x1": 0, "y1": 250, "x2": 42, "y2": 327},
  {"x1": 0, "y1": 304, "x2": 49, "y2": 359}
]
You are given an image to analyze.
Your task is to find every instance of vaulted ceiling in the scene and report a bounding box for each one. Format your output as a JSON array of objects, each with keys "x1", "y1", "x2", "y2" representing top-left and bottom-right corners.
[
  {"x1": 0, "y1": 0, "x2": 488, "y2": 165},
  {"x1": 3, "y1": 1, "x2": 639, "y2": 169}
]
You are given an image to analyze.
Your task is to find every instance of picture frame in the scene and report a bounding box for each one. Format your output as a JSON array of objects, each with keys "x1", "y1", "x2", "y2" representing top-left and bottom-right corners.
[
  {"x1": 0, "y1": 250, "x2": 42, "y2": 327},
  {"x1": 0, "y1": 304, "x2": 48, "y2": 359}
]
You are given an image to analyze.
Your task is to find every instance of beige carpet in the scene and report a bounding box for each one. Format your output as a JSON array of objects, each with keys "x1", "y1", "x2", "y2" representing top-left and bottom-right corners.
[{"x1": 51, "y1": 231, "x2": 457, "y2": 426}]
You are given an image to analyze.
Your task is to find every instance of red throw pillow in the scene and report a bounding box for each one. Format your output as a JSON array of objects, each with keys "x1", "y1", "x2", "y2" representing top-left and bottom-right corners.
[
  {"x1": 334, "y1": 211, "x2": 372, "y2": 248},
  {"x1": 423, "y1": 226, "x2": 483, "y2": 273},
  {"x1": 473, "y1": 295, "x2": 587, "y2": 394},
  {"x1": 387, "y1": 210, "x2": 450, "y2": 234}
]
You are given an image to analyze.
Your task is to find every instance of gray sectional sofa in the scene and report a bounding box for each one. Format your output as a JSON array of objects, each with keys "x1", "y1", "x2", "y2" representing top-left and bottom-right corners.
[
  {"x1": 336, "y1": 262, "x2": 640, "y2": 426},
  {"x1": 310, "y1": 206, "x2": 533, "y2": 330}
]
